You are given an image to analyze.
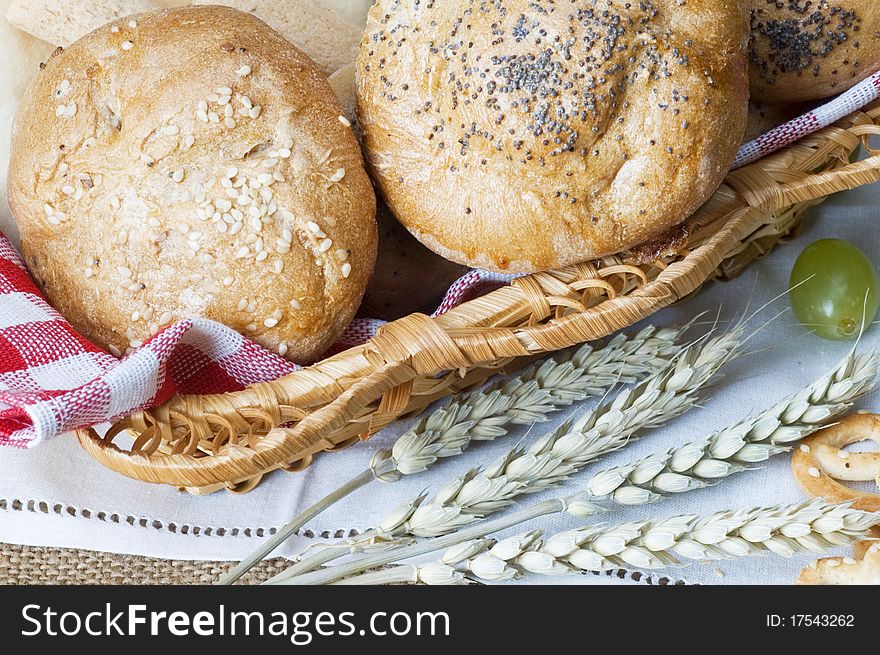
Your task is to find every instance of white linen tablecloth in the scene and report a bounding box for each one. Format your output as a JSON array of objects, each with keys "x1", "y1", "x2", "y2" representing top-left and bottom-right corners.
[{"x1": 1, "y1": 178, "x2": 879, "y2": 585}]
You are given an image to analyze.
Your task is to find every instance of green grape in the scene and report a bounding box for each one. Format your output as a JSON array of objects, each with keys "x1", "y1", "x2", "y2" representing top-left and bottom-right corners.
[{"x1": 789, "y1": 238, "x2": 879, "y2": 341}]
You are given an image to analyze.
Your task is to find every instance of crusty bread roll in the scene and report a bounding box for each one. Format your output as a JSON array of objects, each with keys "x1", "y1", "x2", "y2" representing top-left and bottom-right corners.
[
  {"x1": 357, "y1": 1, "x2": 750, "y2": 273},
  {"x1": 193, "y1": 0, "x2": 363, "y2": 75},
  {"x1": 8, "y1": 6, "x2": 377, "y2": 361},
  {"x1": 750, "y1": 1, "x2": 880, "y2": 103},
  {"x1": 360, "y1": 205, "x2": 469, "y2": 321},
  {"x1": 316, "y1": 0, "x2": 372, "y2": 26},
  {"x1": 6, "y1": 0, "x2": 158, "y2": 47}
]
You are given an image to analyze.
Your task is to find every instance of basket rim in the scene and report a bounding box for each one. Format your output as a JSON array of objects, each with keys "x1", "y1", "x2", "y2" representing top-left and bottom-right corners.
[{"x1": 76, "y1": 104, "x2": 880, "y2": 489}]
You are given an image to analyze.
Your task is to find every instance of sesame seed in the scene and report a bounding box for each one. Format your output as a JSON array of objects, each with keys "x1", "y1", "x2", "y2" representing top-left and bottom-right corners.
[
  {"x1": 128, "y1": 19, "x2": 137, "y2": 28},
  {"x1": 246, "y1": 301, "x2": 256, "y2": 313},
  {"x1": 188, "y1": 273, "x2": 204, "y2": 283},
  {"x1": 197, "y1": 110, "x2": 210, "y2": 123},
  {"x1": 121, "y1": 40, "x2": 133, "y2": 51},
  {"x1": 341, "y1": 262, "x2": 352, "y2": 278},
  {"x1": 240, "y1": 95, "x2": 253, "y2": 109},
  {"x1": 329, "y1": 168, "x2": 346, "y2": 183},
  {"x1": 799, "y1": 444, "x2": 810, "y2": 453},
  {"x1": 224, "y1": 117, "x2": 237, "y2": 129},
  {"x1": 223, "y1": 104, "x2": 234, "y2": 117},
  {"x1": 272, "y1": 260, "x2": 283, "y2": 274},
  {"x1": 159, "y1": 312, "x2": 173, "y2": 325},
  {"x1": 262, "y1": 157, "x2": 279, "y2": 169},
  {"x1": 172, "y1": 169, "x2": 185, "y2": 183},
  {"x1": 163, "y1": 124, "x2": 180, "y2": 136},
  {"x1": 217, "y1": 86, "x2": 233, "y2": 95},
  {"x1": 246, "y1": 323, "x2": 257, "y2": 332},
  {"x1": 264, "y1": 318, "x2": 279, "y2": 328},
  {"x1": 55, "y1": 105, "x2": 65, "y2": 117},
  {"x1": 290, "y1": 298, "x2": 302, "y2": 310},
  {"x1": 238, "y1": 65, "x2": 252, "y2": 76},
  {"x1": 139, "y1": 153, "x2": 154, "y2": 165},
  {"x1": 198, "y1": 100, "x2": 208, "y2": 112},
  {"x1": 225, "y1": 166, "x2": 238, "y2": 179},
  {"x1": 110, "y1": 25, "x2": 119, "y2": 33},
  {"x1": 208, "y1": 112, "x2": 220, "y2": 123},
  {"x1": 216, "y1": 221, "x2": 228, "y2": 233},
  {"x1": 235, "y1": 246, "x2": 250, "y2": 258},
  {"x1": 130, "y1": 339, "x2": 142, "y2": 348},
  {"x1": 807, "y1": 467, "x2": 821, "y2": 478},
  {"x1": 130, "y1": 311, "x2": 141, "y2": 322},
  {"x1": 143, "y1": 307, "x2": 154, "y2": 320},
  {"x1": 278, "y1": 342, "x2": 288, "y2": 356},
  {"x1": 278, "y1": 148, "x2": 291, "y2": 158},
  {"x1": 306, "y1": 221, "x2": 323, "y2": 235},
  {"x1": 178, "y1": 223, "x2": 190, "y2": 234},
  {"x1": 61, "y1": 184, "x2": 76, "y2": 195},
  {"x1": 84, "y1": 267, "x2": 93, "y2": 278},
  {"x1": 223, "y1": 276, "x2": 235, "y2": 287},
  {"x1": 237, "y1": 298, "x2": 248, "y2": 311},
  {"x1": 117, "y1": 266, "x2": 132, "y2": 278},
  {"x1": 218, "y1": 95, "x2": 231, "y2": 106},
  {"x1": 335, "y1": 249, "x2": 349, "y2": 261},
  {"x1": 255, "y1": 250, "x2": 269, "y2": 262},
  {"x1": 229, "y1": 222, "x2": 243, "y2": 235},
  {"x1": 319, "y1": 238, "x2": 333, "y2": 253},
  {"x1": 339, "y1": 115, "x2": 351, "y2": 127},
  {"x1": 249, "y1": 105, "x2": 262, "y2": 119}
]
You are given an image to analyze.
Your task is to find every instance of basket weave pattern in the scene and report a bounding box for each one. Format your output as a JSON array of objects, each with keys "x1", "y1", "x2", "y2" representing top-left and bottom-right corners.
[{"x1": 76, "y1": 104, "x2": 880, "y2": 493}]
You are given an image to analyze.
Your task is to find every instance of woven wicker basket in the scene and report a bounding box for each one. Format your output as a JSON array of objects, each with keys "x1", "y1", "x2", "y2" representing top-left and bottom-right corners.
[{"x1": 75, "y1": 103, "x2": 880, "y2": 494}]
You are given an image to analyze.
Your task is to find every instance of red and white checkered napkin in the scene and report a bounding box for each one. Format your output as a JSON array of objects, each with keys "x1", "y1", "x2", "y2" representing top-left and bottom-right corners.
[{"x1": 2, "y1": 71, "x2": 878, "y2": 449}]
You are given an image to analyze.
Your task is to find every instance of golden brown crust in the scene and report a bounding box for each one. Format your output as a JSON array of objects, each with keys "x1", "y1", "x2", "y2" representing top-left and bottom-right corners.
[
  {"x1": 8, "y1": 6, "x2": 377, "y2": 362},
  {"x1": 790, "y1": 414, "x2": 880, "y2": 513},
  {"x1": 357, "y1": 0, "x2": 750, "y2": 273},
  {"x1": 749, "y1": 1, "x2": 880, "y2": 104}
]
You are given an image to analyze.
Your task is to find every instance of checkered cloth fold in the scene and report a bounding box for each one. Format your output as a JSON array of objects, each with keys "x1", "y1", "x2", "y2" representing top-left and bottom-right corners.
[{"x1": 2, "y1": 71, "x2": 878, "y2": 448}]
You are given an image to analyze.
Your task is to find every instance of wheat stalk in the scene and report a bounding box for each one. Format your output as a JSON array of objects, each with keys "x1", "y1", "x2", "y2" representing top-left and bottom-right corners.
[
  {"x1": 267, "y1": 341, "x2": 873, "y2": 586},
  {"x1": 270, "y1": 326, "x2": 740, "y2": 582},
  {"x1": 342, "y1": 501, "x2": 880, "y2": 584},
  {"x1": 445, "y1": 500, "x2": 880, "y2": 582},
  {"x1": 218, "y1": 325, "x2": 680, "y2": 584},
  {"x1": 391, "y1": 327, "x2": 742, "y2": 537},
  {"x1": 389, "y1": 325, "x2": 682, "y2": 476},
  {"x1": 586, "y1": 349, "x2": 879, "y2": 506}
]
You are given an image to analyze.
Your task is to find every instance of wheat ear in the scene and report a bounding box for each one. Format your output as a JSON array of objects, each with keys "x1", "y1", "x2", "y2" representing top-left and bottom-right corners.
[
  {"x1": 587, "y1": 349, "x2": 879, "y2": 505},
  {"x1": 390, "y1": 327, "x2": 742, "y2": 537},
  {"x1": 218, "y1": 325, "x2": 680, "y2": 584}
]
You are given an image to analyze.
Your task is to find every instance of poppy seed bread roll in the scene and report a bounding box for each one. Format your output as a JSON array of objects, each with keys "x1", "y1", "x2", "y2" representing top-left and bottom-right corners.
[
  {"x1": 749, "y1": 0, "x2": 880, "y2": 104},
  {"x1": 357, "y1": 0, "x2": 750, "y2": 273},
  {"x1": 7, "y1": 6, "x2": 377, "y2": 361}
]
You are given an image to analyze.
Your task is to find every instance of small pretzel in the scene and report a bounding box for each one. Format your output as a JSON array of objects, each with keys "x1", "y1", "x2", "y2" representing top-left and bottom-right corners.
[
  {"x1": 797, "y1": 542, "x2": 880, "y2": 585},
  {"x1": 791, "y1": 413, "x2": 880, "y2": 512},
  {"x1": 854, "y1": 527, "x2": 880, "y2": 560}
]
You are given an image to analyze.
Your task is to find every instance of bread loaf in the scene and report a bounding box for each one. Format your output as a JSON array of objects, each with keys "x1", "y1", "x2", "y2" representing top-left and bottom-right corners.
[
  {"x1": 8, "y1": 6, "x2": 377, "y2": 361},
  {"x1": 6, "y1": 0, "x2": 157, "y2": 47},
  {"x1": 357, "y1": 0, "x2": 750, "y2": 273},
  {"x1": 193, "y1": 0, "x2": 363, "y2": 75}
]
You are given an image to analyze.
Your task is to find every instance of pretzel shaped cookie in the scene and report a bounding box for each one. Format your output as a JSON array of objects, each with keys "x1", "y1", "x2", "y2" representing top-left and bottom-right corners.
[
  {"x1": 797, "y1": 542, "x2": 880, "y2": 585},
  {"x1": 791, "y1": 414, "x2": 880, "y2": 512}
]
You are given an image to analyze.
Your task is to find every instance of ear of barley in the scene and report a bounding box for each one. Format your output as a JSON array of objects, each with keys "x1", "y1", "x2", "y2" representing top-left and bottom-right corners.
[
  {"x1": 218, "y1": 325, "x2": 680, "y2": 584},
  {"x1": 396, "y1": 327, "x2": 742, "y2": 537},
  {"x1": 586, "y1": 350, "x2": 879, "y2": 506},
  {"x1": 431, "y1": 500, "x2": 880, "y2": 583}
]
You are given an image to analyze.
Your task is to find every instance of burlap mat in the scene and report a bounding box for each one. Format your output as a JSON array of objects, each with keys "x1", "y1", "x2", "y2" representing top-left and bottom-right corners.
[{"x1": 0, "y1": 542, "x2": 289, "y2": 585}]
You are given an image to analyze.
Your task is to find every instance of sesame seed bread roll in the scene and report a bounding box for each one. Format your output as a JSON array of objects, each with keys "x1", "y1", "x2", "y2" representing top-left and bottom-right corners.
[
  {"x1": 749, "y1": 1, "x2": 880, "y2": 104},
  {"x1": 6, "y1": 0, "x2": 159, "y2": 47},
  {"x1": 7, "y1": 6, "x2": 377, "y2": 362},
  {"x1": 193, "y1": 0, "x2": 363, "y2": 75},
  {"x1": 357, "y1": 1, "x2": 750, "y2": 274}
]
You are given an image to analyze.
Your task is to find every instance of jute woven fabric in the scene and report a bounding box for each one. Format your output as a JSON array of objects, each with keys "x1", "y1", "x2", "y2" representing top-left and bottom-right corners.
[{"x1": 0, "y1": 542, "x2": 289, "y2": 585}]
